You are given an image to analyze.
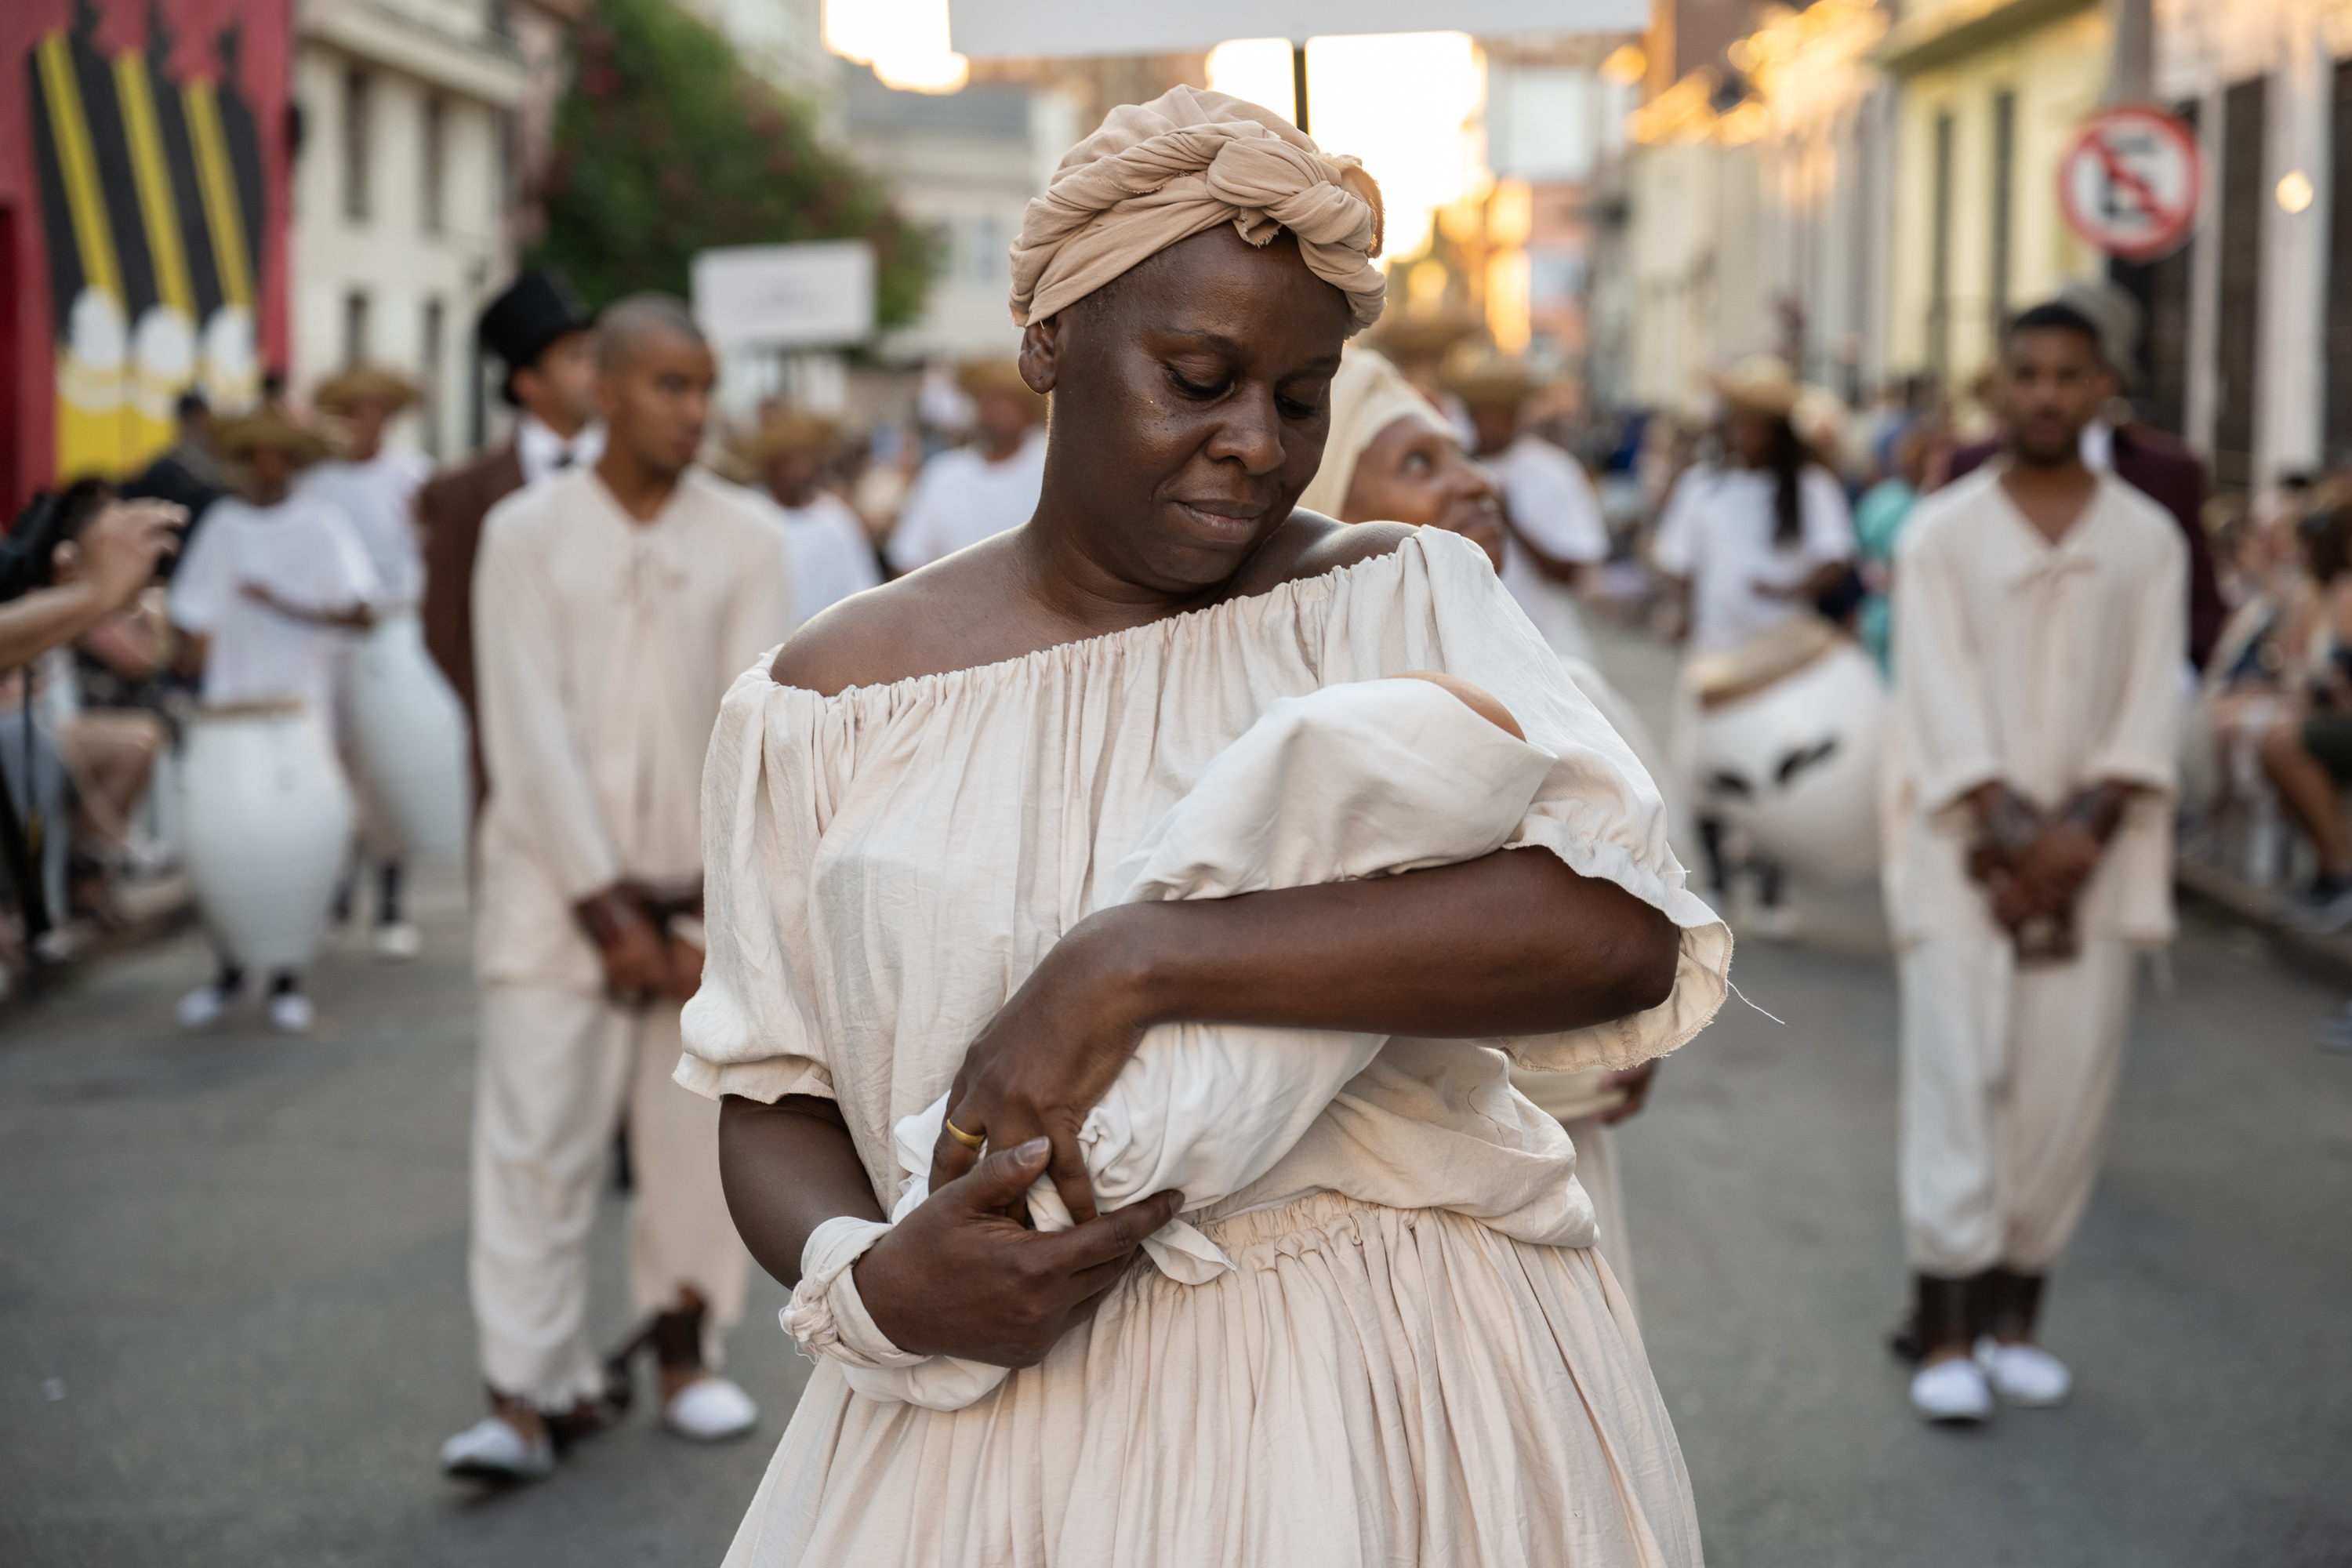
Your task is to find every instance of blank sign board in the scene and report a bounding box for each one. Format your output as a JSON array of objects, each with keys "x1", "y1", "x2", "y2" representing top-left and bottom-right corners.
[
  {"x1": 691, "y1": 241, "x2": 876, "y2": 349},
  {"x1": 949, "y1": 0, "x2": 1646, "y2": 59}
]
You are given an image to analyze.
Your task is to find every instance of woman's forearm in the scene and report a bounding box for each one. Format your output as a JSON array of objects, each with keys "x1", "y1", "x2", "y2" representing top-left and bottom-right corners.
[
  {"x1": 1094, "y1": 848, "x2": 1679, "y2": 1040},
  {"x1": 718, "y1": 1094, "x2": 885, "y2": 1287}
]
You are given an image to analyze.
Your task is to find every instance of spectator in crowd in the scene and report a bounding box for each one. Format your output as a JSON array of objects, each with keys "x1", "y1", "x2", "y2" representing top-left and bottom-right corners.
[
  {"x1": 2252, "y1": 497, "x2": 2352, "y2": 929},
  {"x1": 1854, "y1": 412, "x2": 1947, "y2": 676},
  {"x1": 120, "y1": 392, "x2": 227, "y2": 565}
]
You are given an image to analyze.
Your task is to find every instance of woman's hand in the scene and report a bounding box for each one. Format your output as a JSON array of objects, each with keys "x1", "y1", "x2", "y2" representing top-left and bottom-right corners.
[
  {"x1": 927, "y1": 913, "x2": 1150, "y2": 1225},
  {"x1": 860, "y1": 1138, "x2": 1184, "y2": 1367},
  {"x1": 1596, "y1": 1059, "x2": 1659, "y2": 1126}
]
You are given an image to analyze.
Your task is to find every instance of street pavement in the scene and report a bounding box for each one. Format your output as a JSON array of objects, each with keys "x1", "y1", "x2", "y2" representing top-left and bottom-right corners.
[{"x1": 2, "y1": 630, "x2": 2348, "y2": 1565}]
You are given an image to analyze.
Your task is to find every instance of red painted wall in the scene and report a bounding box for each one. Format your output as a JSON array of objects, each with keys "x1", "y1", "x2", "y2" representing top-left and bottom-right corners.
[{"x1": 2, "y1": 0, "x2": 292, "y2": 515}]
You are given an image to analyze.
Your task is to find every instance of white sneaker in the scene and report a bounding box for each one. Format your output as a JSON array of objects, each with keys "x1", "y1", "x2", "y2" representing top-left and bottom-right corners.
[
  {"x1": 663, "y1": 1375, "x2": 758, "y2": 1441},
  {"x1": 1909, "y1": 1356, "x2": 1994, "y2": 1422},
  {"x1": 373, "y1": 921, "x2": 423, "y2": 960},
  {"x1": 1976, "y1": 1338, "x2": 2071, "y2": 1406},
  {"x1": 439, "y1": 1414, "x2": 556, "y2": 1483},
  {"x1": 267, "y1": 991, "x2": 316, "y2": 1034},
  {"x1": 176, "y1": 982, "x2": 241, "y2": 1031}
]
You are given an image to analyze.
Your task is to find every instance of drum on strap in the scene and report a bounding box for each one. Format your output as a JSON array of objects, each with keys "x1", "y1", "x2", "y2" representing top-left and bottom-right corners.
[
  {"x1": 1689, "y1": 616, "x2": 1886, "y2": 887},
  {"x1": 182, "y1": 702, "x2": 354, "y2": 971},
  {"x1": 343, "y1": 609, "x2": 470, "y2": 858}
]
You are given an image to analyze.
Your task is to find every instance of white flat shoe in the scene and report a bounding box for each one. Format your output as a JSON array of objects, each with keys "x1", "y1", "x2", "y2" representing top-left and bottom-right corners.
[
  {"x1": 373, "y1": 922, "x2": 423, "y2": 960},
  {"x1": 440, "y1": 1414, "x2": 555, "y2": 1483},
  {"x1": 176, "y1": 982, "x2": 241, "y2": 1031},
  {"x1": 1977, "y1": 1338, "x2": 2071, "y2": 1406},
  {"x1": 1910, "y1": 1356, "x2": 1993, "y2": 1423},
  {"x1": 267, "y1": 991, "x2": 316, "y2": 1034},
  {"x1": 663, "y1": 1376, "x2": 758, "y2": 1441}
]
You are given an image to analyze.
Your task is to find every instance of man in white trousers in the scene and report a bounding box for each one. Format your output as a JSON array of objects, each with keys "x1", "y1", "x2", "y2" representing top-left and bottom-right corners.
[
  {"x1": 1883, "y1": 300, "x2": 2183, "y2": 1424},
  {"x1": 440, "y1": 295, "x2": 797, "y2": 1482}
]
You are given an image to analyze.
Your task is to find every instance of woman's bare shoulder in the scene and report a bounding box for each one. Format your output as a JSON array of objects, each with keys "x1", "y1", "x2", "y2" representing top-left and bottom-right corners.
[
  {"x1": 768, "y1": 550, "x2": 1006, "y2": 697},
  {"x1": 1233, "y1": 512, "x2": 1415, "y2": 594}
]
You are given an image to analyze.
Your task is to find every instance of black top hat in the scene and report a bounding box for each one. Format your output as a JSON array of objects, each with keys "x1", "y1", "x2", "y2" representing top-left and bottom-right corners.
[{"x1": 477, "y1": 270, "x2": 594, "y2": 404}]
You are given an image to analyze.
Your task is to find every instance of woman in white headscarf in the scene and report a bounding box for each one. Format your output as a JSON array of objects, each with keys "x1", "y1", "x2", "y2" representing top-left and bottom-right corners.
[{"x1": 681, "y1": 87, "x2": 1722, "y2": 1566}]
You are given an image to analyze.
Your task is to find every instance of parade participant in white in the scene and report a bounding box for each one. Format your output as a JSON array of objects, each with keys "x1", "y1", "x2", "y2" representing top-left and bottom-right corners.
[
  {"x1": 306, "y1": 366, "x2": 445, "y2": 957},
  {"x1": 688, "y1": 89, "x2": 1723, "y2": 1566},
  {"x1": 738, "y1": 412, "x2": 881, "y2": 621},
  {"x1": 1298, "y1": 343, "x2": 1666, "y2": 1306},
  {"x1": 1883, "y1": 302, "x2": 2183, "y2": 1424},
  {"x1": 1455, "y1": 360, "x2": 1611, "y2": 663},
  {"x1": 439, "y1": 295, "x2": 797, "y2": 1484},
  {"x1": 883, "y1": 359, "x2": 1048, "y2": 572},
  {"x1": 1653, "y1": 356, "x2": 1853, "y2": 933},
  {"x1": 169, "y1": 406, "x2": 379, "y2": 1035}
]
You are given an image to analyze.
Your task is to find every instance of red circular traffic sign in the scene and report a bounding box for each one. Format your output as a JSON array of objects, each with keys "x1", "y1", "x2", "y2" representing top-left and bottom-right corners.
[{"x1": 2058, "y1": 106, "x2": 2203, "y2": 260}]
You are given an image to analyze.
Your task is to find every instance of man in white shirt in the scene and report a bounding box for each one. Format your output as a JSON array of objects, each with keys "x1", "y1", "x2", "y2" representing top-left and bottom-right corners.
[
  {"x1": 885, "y1": 358, "x2": 1047, "y2": 573},
  {"x1": 169, "y1": 406, "x2": 380, "y2": 1034},
  {"x1": 1883, "y1": 302, "x2": 2183, "y2": 1424},
  {"x1": 1454, "y1": 363, "x2": 1610, "y2": 662},
  {"x1": 439, "y1": 294, "x2": 797, "y2": 1483},
  {"x1": 304, "y1": 365, "x2": 437, "y2": 958},
  {"x1": 739, "y1": 412, "x2": 882, "y2": 623}
]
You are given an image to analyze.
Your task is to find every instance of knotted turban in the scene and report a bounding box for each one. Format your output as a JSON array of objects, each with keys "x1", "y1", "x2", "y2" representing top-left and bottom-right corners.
[{"x1": 1010, "y1": 85, "x2": 1388, "y2": 332}]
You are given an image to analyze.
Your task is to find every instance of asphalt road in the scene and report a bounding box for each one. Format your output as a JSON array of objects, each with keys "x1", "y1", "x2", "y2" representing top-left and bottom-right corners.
[{"x1": 2, "y1": 631, "x2": 2347, "y2": 1566}]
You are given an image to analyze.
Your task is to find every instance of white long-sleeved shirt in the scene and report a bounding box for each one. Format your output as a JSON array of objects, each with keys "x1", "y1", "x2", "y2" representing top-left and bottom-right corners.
[
  {"x1": 300, "y1": 448, "x2": 431, "y2": 607},
  {"x1": 884, "y1": 428, "x2": 1046, "y2": 573},
  {"x1": 471, "y1": 465, "x2": 797, "y2": 989},
  {"x1": 1651, "y1": 462, "x2": 1853, "y2": 655},
  {"x1": 1489, "y1": 434, "x2": 1607, "y2": 662},
  {"x1": 1882, "y1": 466, "x2": 2185, "y2": 946}
]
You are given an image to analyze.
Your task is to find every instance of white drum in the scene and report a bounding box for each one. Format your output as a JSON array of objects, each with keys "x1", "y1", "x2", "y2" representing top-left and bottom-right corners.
[
  {"x1": 343, "y1": 609, "x2": 470, "y2": 859},
  {"x1": 1693, "y1": 630, "x2": 1886, "y2": 887},
  {"x1": 182, "y1": 705, "x2": 354, "y2": 971}
]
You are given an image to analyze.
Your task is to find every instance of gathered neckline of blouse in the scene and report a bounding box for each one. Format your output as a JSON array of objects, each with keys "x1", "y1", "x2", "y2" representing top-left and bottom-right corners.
[{"x1": 771, "y1": 536, "x2": 1419, "y2": 709}]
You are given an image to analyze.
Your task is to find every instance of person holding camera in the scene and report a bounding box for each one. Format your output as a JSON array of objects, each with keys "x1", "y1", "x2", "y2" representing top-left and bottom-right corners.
[
  {"x1": 168, "y1": 405, "x2": 381, "y2": 1033},
  {"x1": 0, "y1": 486, "x2": 184, "y2": 956},
  {"x1": 438, "y1": 295, "x2": 794, "y2": 1483}
]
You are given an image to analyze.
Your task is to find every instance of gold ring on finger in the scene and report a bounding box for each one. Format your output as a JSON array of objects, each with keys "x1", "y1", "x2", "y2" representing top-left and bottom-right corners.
[{"x1": 943, "y1": 1115, "x2": 986, "y2": 1151}]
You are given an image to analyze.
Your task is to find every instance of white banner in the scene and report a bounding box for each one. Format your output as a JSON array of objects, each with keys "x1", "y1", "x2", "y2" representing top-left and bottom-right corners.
[
  {"x1": 690, "y1": 241, "x2": 877, "y2": 350},
  {"x1": 949, "y1": 1, "x2": 1647, "y2": 60}
]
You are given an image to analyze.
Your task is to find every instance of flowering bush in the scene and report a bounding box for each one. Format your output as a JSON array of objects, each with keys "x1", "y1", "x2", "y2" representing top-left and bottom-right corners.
[{"x1": 532, "y1": 0, "x2": 938, "y2": 328}]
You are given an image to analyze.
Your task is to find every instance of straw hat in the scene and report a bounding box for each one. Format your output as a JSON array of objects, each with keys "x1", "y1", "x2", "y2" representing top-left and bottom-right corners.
[
  {"x1": 213, "y1": 404, "x2": 331, "y2": 466},
  {"x1": 955, "y1": 358, "x2": 1048, "y2": 417},
  {"x1": 1445, "y1": 354, "x2": 1539, "y2": 411},
  {"x1": 735, "y1": 411, "x2": 839, "y2": 470},
  {"x1": 1711, "y1": 354, "x2": 1802, "y2": 419},
  {"x1": 1365, "y1": 307, "x2": 1483, "y2": 367},
  {"x1": 312, "y1": 364, "x2": 424, "y2": 414}
]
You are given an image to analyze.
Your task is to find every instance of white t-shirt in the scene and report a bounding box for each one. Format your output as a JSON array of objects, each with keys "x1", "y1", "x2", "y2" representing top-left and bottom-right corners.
[
  {"x1": 299, "y1": 448, "x2": 430, "y2": 607},
  {"x1": 774, "y1": 492, "x2": 882, "y2": 623},
  {"x1": 884, "y1": 427, "x2": 1047, "y2": 572},
  {"x1": 1651, "y1": 463, "x2": 1854, "y2": 654},
  {"x1": 169, "y1": 493, "x2": 381, "y2": 719},
  {"x1": 1489, "y1": 434, "x2": 1608, "y2": 662}
]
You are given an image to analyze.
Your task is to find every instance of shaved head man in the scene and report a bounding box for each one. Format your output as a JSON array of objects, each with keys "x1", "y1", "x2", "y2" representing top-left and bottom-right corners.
[{"x1": 442, "y1": 291, "x2": 798, "y2": 1483}]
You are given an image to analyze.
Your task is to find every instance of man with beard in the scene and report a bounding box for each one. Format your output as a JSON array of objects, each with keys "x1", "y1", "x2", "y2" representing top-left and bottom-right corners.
[{"x1": 1883, "y1": 301, "x2": 2183, "y2": 1423}]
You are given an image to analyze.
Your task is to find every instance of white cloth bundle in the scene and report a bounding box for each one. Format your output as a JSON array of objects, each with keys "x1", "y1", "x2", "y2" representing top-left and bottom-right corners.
[{"x1": 817, "y1": 675, "x2": 1555, "y2": 1409}]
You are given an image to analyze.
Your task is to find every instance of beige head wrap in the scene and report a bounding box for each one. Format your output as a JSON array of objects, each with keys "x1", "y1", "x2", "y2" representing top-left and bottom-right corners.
[
  {"x1": 1294, "y1": 348, "x2": 1458, "y2": 519},
  {"x1": 1011, "y1": 86, "x2": 1388, "y2": 332}
]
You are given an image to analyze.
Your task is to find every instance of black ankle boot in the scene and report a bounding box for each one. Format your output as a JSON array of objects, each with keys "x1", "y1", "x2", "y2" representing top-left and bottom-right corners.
[
  {"x1": 1893, "y1": 1272, "x2": 1980, "y2": 1363},
  {"x1": 1983, "y1": 1268, "x2": 2045, "y2": 1342}
]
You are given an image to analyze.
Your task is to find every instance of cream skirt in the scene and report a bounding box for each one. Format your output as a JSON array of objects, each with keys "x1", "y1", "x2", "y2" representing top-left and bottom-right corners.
[{"x1": 724, "y1": 1191, "x2": 1702, "y2": 1567}]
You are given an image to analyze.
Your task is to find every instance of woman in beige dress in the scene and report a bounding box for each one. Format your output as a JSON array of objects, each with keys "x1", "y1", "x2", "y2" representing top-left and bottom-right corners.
[{"x1": 677, "y1": 88, "x2": 1730, "y2": 1566}]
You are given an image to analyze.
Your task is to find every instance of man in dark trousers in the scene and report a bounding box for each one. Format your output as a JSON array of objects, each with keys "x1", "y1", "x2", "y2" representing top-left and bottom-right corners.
[
  {"x1": 1944, "y1": 280, "x2": 2223, "y2": 670},
  {"x1": 416, "y1": 272, "x2": 600, "y2": 794}
]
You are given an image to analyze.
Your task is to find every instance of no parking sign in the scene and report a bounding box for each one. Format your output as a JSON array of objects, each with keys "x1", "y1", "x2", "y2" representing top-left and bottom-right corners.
[{"x1": 2058, "y1": 106, "x2": 2203, "y2": 260}]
